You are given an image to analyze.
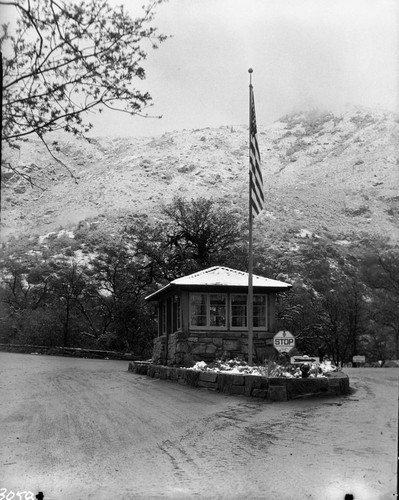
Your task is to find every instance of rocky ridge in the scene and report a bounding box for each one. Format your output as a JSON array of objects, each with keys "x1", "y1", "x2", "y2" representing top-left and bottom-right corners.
[{"x1": 2, "y1": 106, "x2": 399, "y2": 248}]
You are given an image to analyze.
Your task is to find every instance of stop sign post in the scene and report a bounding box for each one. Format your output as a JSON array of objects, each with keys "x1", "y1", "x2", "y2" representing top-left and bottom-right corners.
[{"x1": 273, "y1": 330, "x2": 295, "y2": 353}]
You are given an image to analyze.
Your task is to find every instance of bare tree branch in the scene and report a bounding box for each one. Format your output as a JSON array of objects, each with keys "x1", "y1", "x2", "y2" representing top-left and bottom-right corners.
[{"x1": 1, "y1": 0, "x2": 168, "y2": 179}]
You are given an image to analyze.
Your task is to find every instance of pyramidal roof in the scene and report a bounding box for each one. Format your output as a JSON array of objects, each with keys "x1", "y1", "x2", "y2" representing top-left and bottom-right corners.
[
  {"x1": 173, "y1": 266, "x2": 291, "y2": 287},
  {"x1": 146, "y1": 266, "x2": 291, "y2": 301}
]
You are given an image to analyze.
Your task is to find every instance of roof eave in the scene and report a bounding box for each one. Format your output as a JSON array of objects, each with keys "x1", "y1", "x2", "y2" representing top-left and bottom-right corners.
[
  {"x1": 145, "y1": 283, "x2": 174, "y2": 302},
  {"x1": 145, "y1": 282, "x2": 291, "y2": 301}
]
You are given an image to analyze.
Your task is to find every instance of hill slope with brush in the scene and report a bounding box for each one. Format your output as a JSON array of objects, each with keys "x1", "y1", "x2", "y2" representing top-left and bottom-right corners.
[{"x1": 2, "y1": 106, "x2": 399, "y2": 247}]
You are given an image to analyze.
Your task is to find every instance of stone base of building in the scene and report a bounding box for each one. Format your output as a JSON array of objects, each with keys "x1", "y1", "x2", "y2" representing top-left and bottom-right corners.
[{"x1": 153, "y1": 330, "x2": 276, "y2": 366}]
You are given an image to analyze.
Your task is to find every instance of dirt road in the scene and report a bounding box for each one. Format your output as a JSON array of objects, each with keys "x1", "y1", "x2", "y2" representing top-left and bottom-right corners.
[{"x1": 0, "y1": 353, "x2": 397, "y2": 499}]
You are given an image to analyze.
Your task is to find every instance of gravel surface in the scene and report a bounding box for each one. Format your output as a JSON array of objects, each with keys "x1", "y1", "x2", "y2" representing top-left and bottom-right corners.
[{"x1": 0, "y1": 353, "x2": 397, "y2": 499}]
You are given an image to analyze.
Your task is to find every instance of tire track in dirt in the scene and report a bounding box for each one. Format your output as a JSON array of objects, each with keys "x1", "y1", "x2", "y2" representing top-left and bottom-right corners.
[{"x1": 154, "y1": 400, "x2": 274, "y2": 486}]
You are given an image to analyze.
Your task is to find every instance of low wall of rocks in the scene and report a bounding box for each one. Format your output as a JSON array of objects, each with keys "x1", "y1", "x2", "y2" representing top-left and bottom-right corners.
[
  {"x1": 128, "y1": 362, "x2": 350, "y2": 401},
  {"x1": 0, "y1": 343, "x2": 137, "y2": 360}
]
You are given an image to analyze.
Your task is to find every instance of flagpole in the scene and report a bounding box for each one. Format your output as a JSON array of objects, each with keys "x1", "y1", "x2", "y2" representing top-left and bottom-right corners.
[{"x1": 248, "y1": 68, "x2": 254, "y2": 366}]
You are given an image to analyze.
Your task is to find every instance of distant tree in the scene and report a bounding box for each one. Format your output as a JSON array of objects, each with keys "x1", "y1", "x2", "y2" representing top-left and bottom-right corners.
[
  {"x1": 141, "y1": 196, "x2": 245, "y2": 278},
  {"x1": 276, "y1": 280, "x2": 321, "y2": 353},
  {"x1": 253, "y1": 247, "x2": 296, "y2": 281},
  {"x1": 0, "y1": 250, "x2": 85, "y2": 345},
  {"x1": 1, "y1": 0, "x2": 167, "y2": 177},
  {"x1": 134, "y1": 219, "x2": 189, "y2": 281},
  {"x1": 163, "y1": 196, "x2": 243, "y2": 265},
  {"x1": 0, "y1": 293, "x2": 19, "y2": 343},
  {"x1": 1, "y1": 253, "x2": 54, "y2": 311},
  {"x1": 315, "y1": 279, "x2": 366, "y2": 366},
  {"x1": 278, "y1": 255, "x2": 367, "y2": 365},
  {"x1": 362, "y1": 249, "x2": 399, "y2": 358},
  {"x1": 48, "y1": 261, "x2": 87, "y2": 346},
  {"x1": 361, "y1": 320, "x2": 396, "y2": 362},
  {"x1": 86, "y1": 238, "x2": 156, "y2": 353},
  {"x1": 15, "y1": 306, "x2": 64, "y2": 346},
  {"x1": 0, "y1": 226, "x2": 158, "y2": 353}
]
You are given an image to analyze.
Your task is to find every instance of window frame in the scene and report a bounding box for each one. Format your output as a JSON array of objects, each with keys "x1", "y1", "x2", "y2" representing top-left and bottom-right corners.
[
  {"x1": 230, "y1": 293, "x2": 268, "y2": 330},
  {"x1": 161, "y1": 301, "x2": 167, "y2": 335},
  {"x1": 189, "y1": 292, "x2": 228, "y2": 330},
  {"x1": 188, "y1": 292, "x2": 269, "y2": 330},
  {"x1": 230, "y1": 293, "x2": 248, "y2": 329},
  {"x1": 252, "y1": 294, "x2": 268, "y2": 329},
  {"x1": 174, "y1": 294, "x2": 182, "y2": 332}
]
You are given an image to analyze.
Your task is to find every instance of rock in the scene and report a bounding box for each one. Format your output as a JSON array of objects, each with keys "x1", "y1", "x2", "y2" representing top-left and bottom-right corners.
[
  {"x1": 383, "y1": 359, "x2": 399, "y2": 367},
  {"x1": 185, "y1": 370, "x2": 200, "y2": 387},
  {"x1": 268, "y1": 385, "x2": 287, "y2": 401},
  {"x1": 217, "y1": 373, "x2": 234, "y2": 393},
  {"x1": 199, "y1": 371, "x2": 218, "y2": 383}
]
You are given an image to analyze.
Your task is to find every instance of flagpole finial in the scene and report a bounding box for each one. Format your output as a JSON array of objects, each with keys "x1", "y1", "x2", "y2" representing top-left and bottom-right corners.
[{"x1": 248, "y1": 68, "x2": 253, "y2": 85}]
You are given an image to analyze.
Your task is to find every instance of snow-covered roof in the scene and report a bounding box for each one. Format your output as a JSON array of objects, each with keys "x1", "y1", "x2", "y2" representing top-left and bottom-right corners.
[{"x1": 145, "y1": 266, "x2": 291, "y2": 301}]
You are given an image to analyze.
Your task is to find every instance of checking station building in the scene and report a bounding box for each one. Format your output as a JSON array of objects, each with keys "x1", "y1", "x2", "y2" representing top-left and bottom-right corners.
[{"x1": 145, "y1": 266, "x2": 292, "y2": 366}]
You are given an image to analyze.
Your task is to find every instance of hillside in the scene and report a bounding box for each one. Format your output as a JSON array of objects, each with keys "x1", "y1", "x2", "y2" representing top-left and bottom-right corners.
[{"x1": 2, "y1": 106, "x2": 399, "y2": 247}]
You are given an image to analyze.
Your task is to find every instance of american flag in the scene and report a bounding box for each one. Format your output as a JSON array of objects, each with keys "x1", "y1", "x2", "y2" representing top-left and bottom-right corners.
[{"x1": 249, "y1": 85, "x2": 264, "y2": 216}]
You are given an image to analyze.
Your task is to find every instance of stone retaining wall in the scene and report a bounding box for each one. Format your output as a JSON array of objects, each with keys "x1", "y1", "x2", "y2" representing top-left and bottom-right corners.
[
  {"x1": 128, "y1": 362, "x2": 350, "y2": 401},
  {"x1": 0, "y1": 343, "x2": 137, "y2": 360}
]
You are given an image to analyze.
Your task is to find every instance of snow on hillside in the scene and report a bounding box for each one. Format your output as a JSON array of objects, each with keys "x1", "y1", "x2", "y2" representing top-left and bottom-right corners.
[{"x1": 2, "y1": 106, "x2": 399, "y2": 245}]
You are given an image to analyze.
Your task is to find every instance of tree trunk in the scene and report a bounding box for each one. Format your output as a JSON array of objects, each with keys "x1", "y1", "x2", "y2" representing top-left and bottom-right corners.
[{"x1": 63, "y1": 301, "x2": 70, "y2": 347}]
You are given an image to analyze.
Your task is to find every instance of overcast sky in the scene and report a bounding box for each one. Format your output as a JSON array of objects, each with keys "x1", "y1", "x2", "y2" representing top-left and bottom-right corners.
[{"x1": 34, "y1": 0, "x2": 399, "y2": 137}]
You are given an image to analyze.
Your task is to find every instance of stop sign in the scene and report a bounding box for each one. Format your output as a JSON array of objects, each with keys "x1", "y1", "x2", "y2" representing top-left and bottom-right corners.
[{"x1": 273, "y1": 330, "x2": 295, "y2": 353}]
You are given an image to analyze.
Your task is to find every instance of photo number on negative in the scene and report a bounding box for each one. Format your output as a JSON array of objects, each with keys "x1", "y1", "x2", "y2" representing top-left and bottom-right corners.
[{"x1": 0, "y1": 489, "x2": 35, "y2": 500}]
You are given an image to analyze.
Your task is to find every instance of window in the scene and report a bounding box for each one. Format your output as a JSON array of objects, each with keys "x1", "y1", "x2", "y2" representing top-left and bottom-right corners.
[
  {"x1": 161, "y1": 302, "x2": 167, "y2": 334},
  {"x1": 190, "y1": 294, "x2": 207, "y2": 327},
  {"x1": 231, "y1": 295, "x2": 247, "y2": 327},
  {"x1": 253, "y1": 295, "x2": 267, "y2": 328},
  {"x1": 189, "y1": 292, "x2": 267, "y2": 330},
  {"x1": 190, "y1": 293, "x2": 227, "y2": 329},
  {"x1": 231, "y1": 294, "x2": 268, "y2": 329},
  {"x1": 209, "y1": 294, "x2": 226, "y2": 327},
  {"x1": 173, "y1": 295, "x2": 181, "y2": 331}
]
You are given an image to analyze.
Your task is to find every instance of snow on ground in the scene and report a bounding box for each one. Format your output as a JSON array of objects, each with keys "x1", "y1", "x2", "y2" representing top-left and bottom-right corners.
[
  {"x1": 189, "y1": 357, "x2": 337, "y2": 378},
  {"x1": 0, "y1": 353, "x2": 397, "y2": 500},
  {"x1": 0, "y1": 353, "x2": 398, "y2": 500}
]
